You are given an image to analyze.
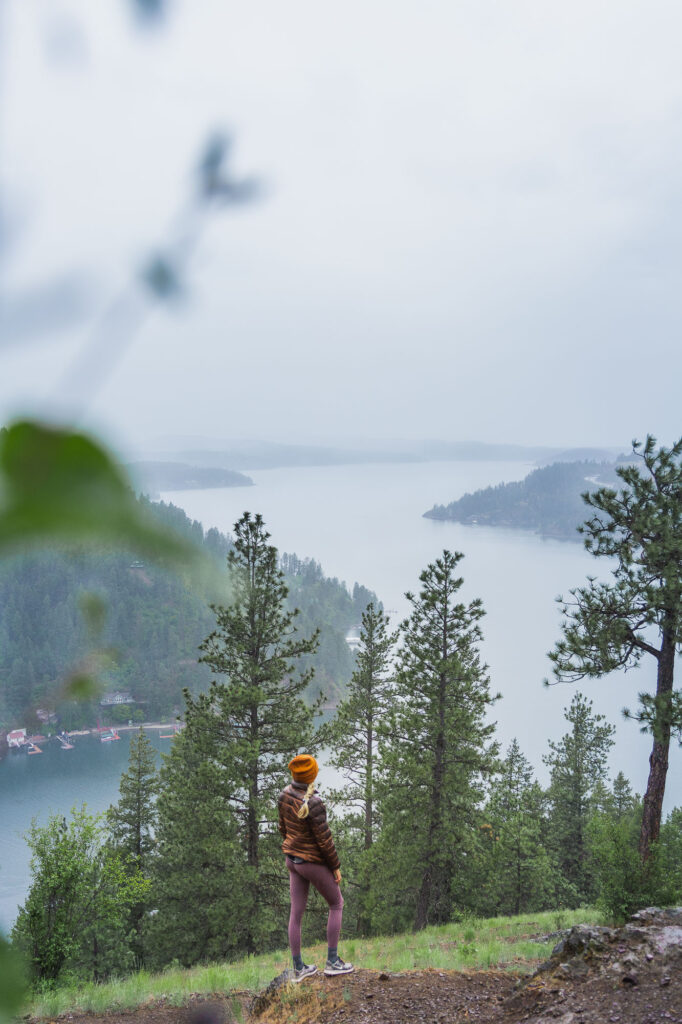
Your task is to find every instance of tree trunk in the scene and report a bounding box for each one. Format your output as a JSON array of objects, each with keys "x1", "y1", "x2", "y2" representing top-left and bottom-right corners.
[
  {"x1": 93, "y1": 932, "x2": 99, "y2": 983},
  {"x1": 415, "y1": 868, "x2": 432, "y2": 931},
  {"x1": 247, "y1": 704, "x2": 259, "y2": 869},
  {"x1": 415, "y1": 669, "x2": 446, "y2": 930},
  {"x1": 244, "y1": 706, "x2": 259, "y2": 955},
  {"x1": 365, "y1": 716, "x2": 373, "y2": 850},
  {"x1": 357, "y1": 713, "x2": 374, "y2": 936},
  {"x1": 639, "y1": 629, "x2": 675, "y2": 861}
]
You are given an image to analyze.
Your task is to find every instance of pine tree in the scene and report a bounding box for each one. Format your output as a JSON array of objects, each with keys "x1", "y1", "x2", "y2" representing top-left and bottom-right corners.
[
  {"x1": 373, "y1": 550, "x2": 498, "y2": 932},
  {"x1": 548, "y1": 435, "x2": 682, "y2": 860},
  {"x1": 543, "y1": 692, "x2": 615, "y2": 902},
  {"x1": 149, "y1": 708, "x2": 251, "y2": 967},
  {"x1": 321, "y1": 603, "x2": 396, "y2": 849},
  {"x1": 478, "y1": 740, "x2": 555, "y2": 916},
  {"x1": 319, "y1": 602, "x2": 396, "y2": 934},
  {"x1": 611, "y1": 771, "x2": 637, "y2": 820},
  {"x1": 108, "y1": 728, "x2": 158, "y2": 964},
  {"x1": 196, "y1": 512, "x2": 320, "y2": 952},
  {"x1": 590, "y1": 771, "x2": 638, "y2": 820}
]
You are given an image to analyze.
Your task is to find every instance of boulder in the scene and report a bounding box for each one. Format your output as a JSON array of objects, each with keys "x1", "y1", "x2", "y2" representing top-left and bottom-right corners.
[
  {"x1": 249, "y1": 970, "x2": 295, "y2": 1017},
  {"x1": 550, "y1": 925, "x2": 615, "y2": 959}
]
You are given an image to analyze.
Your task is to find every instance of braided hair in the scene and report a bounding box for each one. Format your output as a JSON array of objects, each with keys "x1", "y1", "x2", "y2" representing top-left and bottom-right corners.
[{"x1": 296, "y1": 781, "x2": 316, "y2": 819}]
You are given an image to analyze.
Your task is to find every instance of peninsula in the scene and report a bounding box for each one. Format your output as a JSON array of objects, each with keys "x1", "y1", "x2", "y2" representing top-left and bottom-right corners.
[
  {"x1": 127, "y1": 461, "x2": 253, "y2": 492},
  {"x1": 424, "y1": 460, "x2": 622, "y2": 540}
]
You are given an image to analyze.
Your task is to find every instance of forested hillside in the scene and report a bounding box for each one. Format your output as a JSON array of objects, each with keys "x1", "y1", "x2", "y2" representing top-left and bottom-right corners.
[
  {"x1": 0, "y1": 498, "x2": 374, "y2": 730},
  {"x1": 424, "y1": 461, "x2": 621, "y2": 539}
]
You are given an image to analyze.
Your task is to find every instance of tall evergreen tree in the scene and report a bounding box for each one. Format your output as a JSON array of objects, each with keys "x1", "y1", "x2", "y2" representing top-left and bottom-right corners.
[
  {"x1": 478, "y1": 739, "x2": 554, "y2": 916},
  {"x1": 548, "y1": 435, "x2": 682, "y2": 860},
  {"x1": 543, "y1": 692, "x2": 615, "y2": 902},
  {"x1": 320, "y1": 602, "x2": 396, "y2": 934},
  {"x1": 590, "y1": 770, "x2": 639, "y2": 820},
  {"x1": 149, "y1": 708, "x2": 251, "y2": 967},
  {"x1": 196, "y1": 512, "x2": 320, "y2": 952},
  {"x1": 108, "y1": 729, "x2": 158, "y2": 964},
  {"x1": 373, "y1": 551, "x2": 498, "y2": 932},
  {"x1": 611, "y1": 771, "x2": 637, "y2": 820},
  {"x1": 321, "y1": 603, "x2": 396, "y2": 849}
]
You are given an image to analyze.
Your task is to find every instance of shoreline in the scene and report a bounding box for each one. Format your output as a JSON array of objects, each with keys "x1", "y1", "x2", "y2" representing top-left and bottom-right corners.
[
  {"x1": 0, "y1": 722, "x2": 185, "y2": 760},
  {"x1": 67, "y1": 722, "x2": 185, "y2": 736}
]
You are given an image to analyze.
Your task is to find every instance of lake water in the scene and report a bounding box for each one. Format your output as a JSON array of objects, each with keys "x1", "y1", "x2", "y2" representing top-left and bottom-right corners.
[{"x1": 0, "y1": 459, "x2": 677, "y2": 931}]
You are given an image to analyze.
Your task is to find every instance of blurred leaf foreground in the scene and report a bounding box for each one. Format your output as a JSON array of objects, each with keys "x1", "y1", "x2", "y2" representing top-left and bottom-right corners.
[{"x1": 0, "y1": 419, "x2": 198, "y2": 1021}]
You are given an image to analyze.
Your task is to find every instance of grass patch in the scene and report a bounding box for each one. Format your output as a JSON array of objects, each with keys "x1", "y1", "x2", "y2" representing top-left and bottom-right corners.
[
  {"x1": 339, "y1": 907, "x2": 603, "y2": 974},
  {"x1": 27, "y1": 908, "x2": 603, "y2": 1020},
  {"x1": 29, "y1": 953, "x2": 288, "y2": 1020}
]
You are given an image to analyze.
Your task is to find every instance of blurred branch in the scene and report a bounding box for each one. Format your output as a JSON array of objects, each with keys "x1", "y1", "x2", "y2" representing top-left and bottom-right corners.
[{"x1": 130, "y1": 0, "x2": 170, "y2": 26}]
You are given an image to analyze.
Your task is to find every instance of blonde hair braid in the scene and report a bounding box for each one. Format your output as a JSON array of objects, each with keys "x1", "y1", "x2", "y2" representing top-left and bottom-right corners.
[{"x1": 296, "y1": 781, "x2": 316, "y2": 819}]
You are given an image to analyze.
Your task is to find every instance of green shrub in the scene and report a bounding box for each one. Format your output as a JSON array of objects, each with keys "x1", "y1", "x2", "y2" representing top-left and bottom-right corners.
[
  {"x1": 11, "y1": 808, "x2": 147, "y2": 986},
  {"x1": 587, "y1": 807, "x2": 681, "y2": 921}
]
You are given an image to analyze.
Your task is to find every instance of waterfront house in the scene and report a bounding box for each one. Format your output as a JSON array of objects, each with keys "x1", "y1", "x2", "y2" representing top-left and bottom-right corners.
[
  {"x1": 7, "y1": 728, "x2": 27, "y2": 748},
  {"x1": 100, "y1": 691, "x2": 134, "y2": 706}
]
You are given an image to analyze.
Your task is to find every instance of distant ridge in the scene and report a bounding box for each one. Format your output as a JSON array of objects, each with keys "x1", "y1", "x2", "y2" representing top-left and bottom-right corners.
[{"x1": 135, "y1": 438, "x2": 601, "y2": 471}]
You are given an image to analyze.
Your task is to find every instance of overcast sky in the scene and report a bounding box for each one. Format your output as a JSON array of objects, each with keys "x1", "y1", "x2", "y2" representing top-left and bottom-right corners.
[{"x1": 3, "y1": 0, "x2": 682, "y2": 454}]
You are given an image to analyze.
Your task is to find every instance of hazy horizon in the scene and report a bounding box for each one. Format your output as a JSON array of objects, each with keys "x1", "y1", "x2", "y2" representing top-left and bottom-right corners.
[{"x1": 132, "y1": 432, "x2": 625, "y2": 455}]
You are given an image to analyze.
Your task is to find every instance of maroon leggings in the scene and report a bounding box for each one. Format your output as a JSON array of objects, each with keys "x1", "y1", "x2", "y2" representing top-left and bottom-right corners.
[{"x1": 286, "y1": 856, "x2": 344, "y2": 957}]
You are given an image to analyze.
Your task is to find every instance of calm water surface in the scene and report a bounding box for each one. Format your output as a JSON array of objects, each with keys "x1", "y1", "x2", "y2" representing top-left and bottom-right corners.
[
  {"x1": 0, "y1": 732, "x2": 167, "y2": 932},
  {"x1": 1, "y1": 459, "x2": 676, "y2": 930}
]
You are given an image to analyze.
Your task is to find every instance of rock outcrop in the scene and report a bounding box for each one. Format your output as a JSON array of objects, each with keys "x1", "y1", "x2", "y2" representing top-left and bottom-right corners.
[
  {"x1": 509, "y1": 907, "x2": 682, "y2": 1023},
  {"x1": 532, "y1": 906, "x2": 682, "y2": 984}
]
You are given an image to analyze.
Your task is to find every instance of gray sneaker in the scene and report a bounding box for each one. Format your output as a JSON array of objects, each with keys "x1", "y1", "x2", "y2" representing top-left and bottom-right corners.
[
  {"x1": 324, "y1": 956, "x2": 354, "y2": 976},
  {"x1": 292, "y1": 963, "x2": 318, "y2": 983}
]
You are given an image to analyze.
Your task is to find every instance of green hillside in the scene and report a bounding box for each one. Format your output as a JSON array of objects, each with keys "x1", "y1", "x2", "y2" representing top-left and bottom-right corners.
[{"x1": 0, "y1": 498, "x2": 375, "y2": 730}]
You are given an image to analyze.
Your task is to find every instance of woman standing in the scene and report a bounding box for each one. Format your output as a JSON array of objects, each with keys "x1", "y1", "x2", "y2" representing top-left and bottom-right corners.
[{"x1": 278, "y1": 754, "x2": 354, "y2": 981}]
